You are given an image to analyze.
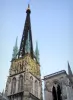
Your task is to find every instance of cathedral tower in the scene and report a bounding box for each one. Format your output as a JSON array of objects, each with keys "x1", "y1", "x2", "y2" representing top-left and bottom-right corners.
[{"x1": 5, "y1": 5, "x2": 42, "y2": 100}]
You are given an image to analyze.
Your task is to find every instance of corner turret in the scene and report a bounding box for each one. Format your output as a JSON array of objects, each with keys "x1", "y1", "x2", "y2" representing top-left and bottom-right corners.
[
  {"x1": 12, "y1": 37, "x2": 18, "y2": 60},
  {"x1": 68, "y1": 61, "x2": 73, "y2": 76},
  {"x1": 35, "y1": 41, "x2": 39, "y2": 63}
]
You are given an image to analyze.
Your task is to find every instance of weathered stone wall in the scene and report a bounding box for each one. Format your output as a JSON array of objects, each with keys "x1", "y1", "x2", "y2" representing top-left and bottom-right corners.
[{"x1": 44, "y1": 71, "x2": 73, "y2": 100}]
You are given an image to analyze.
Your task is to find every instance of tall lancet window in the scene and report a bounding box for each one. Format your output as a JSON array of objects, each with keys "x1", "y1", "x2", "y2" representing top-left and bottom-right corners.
[
  {"x1": 25, "y1": 31, "x2": 31, "y2": 54},
  {"x1": 35, "y1": 80, "x2": 38, "y2": 97},
  {"x1": 18, "y1": 75, "x2": 23, "y2": 91},
  {"x1": 52, "y1": 86, "x2": 57, "y2": 100},
  {"x1": 30, "y1": 76, "x2": 33, "y2": 93},
  {"x1": 57, "y1": 85, "x2": 62, "y2": 100},
  {"x1": 11, "y1": 77, "x2": 16, "y2": 94}
]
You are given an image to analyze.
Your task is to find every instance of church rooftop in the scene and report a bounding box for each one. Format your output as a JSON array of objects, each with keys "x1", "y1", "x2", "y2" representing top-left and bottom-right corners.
[{"x1": 44, "y1": 70, "x2": 67, "y2": 80}]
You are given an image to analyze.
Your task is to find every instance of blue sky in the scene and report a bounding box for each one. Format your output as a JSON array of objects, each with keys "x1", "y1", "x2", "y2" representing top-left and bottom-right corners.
[{"x1": 0, "y1": 0, "x2": 73, "y2": 92}]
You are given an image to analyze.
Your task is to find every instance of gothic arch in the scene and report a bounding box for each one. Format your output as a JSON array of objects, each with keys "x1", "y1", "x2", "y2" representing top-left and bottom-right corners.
[
  {"x1": 35, "y1": 80, "x2": 38, "y2": 97},
  {"x1": 30, "y1": 76, "x2": 33, "y2": 93},
  {"x1": 11, "y1": 77, "x2": 16, "y2": 94},
  {"x1": 57, "y1": 84, "x2": 62, "y2": 100},
  {"x1": 52, "y1": 86, "x2": 57, "y2": 100},
  {"x1": 18, "y1": 75, "x2": 23, "y2": 91}
]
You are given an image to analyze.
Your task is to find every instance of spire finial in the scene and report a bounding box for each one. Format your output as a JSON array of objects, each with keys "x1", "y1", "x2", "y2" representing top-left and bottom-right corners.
[
  {"x1": 28, "y1": 4, "x2": 30, "y2": 8},
  {"x1": 26, "y1": 3, "x2": 31, "y2": 13}
]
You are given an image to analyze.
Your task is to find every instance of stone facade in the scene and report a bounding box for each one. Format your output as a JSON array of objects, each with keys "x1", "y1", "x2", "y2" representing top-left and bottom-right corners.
[
  {"x1": 44, "y1": 70, "x2": 73, "y2": 100},
  {"x1": 5, "y1": 56, "x2": 42, "y2": 99},
  {"x1": 5, "y1": 48, "x2": 42, "y2": 100},
  {"x1": 5, "y1": 41, "x2": 42, "y2": 100}
]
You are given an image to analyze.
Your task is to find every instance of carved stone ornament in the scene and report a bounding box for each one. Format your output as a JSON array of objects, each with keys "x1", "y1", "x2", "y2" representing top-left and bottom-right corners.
[
  {"x1": 8, "y1": 77, "x2": 11, "y2": 83},
  {"x1": 53, "y1": 79, "x2": 58, "y2": 84}
]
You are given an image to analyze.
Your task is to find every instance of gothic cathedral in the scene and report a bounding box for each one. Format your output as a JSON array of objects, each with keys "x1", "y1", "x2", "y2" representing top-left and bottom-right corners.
[{"x1": 5, "y1": 5, "x2": 42, "y2": 100}]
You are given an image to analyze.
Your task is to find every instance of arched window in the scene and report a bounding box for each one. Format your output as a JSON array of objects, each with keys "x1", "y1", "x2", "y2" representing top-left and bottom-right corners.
[
  {"x1": 35, "y1": 80, "x2": 38, "y2": 97},
  {"x1": 57, "y1": 85, "x2": 62, "y2": 100},
  {"x1": 30, "y1": 76, "x2": 33, "y2": 93},
  {"x1": 11, "y1": 77, "x2": 16, "y2": 94},
  {"x1": 52, "y1": 86, "x2": 57, "y2": 100},
  {"x1": 18, "y1": 75, "x2": 23, "y2": 91}
]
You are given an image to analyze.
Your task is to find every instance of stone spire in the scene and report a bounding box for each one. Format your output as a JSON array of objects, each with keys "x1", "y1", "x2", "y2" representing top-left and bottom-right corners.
[
  {"x1": 35, "y1": 41, "x2": 39, "y2": 63},
  {"x1": 12, "y1": 37, "x2": 18, "y2": 59},
  {"x1": 18, "y1": 4, "x2": 33, "y2": 58},
  {"x1": 68, "y1": 61, "x2": 72, "y2": 76}
]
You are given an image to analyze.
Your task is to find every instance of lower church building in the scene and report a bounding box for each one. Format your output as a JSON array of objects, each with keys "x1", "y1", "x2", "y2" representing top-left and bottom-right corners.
[
  {"x1": 44, "y1": 62, "x2": 73, "y2": 100},
  {"x1": 5, "y1": 5, "x2": 42, "y2": 100}
]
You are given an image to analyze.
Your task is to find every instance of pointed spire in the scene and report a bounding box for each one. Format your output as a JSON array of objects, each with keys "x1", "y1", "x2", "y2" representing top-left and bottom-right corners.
[
  {"x1": 18, "y1": 5, "x2": 33, "y2": 58},
  {"x1": 35, "y1": 41, "x2": 39, "y2": 63},
  {"x1": 12, "y1": 37, "x2": 18, "y2": 59},
  {"x1": 68, "y1": 61, "x2": 72, "y2": 76}
]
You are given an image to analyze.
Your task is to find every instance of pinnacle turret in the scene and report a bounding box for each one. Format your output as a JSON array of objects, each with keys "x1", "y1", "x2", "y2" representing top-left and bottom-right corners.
[
  {"x1": 12, "y1": 37, "x2": 18, "y2": 60},
  {"x1": 35, "y1": 41, "x2": 39, "y2": 63},
  {"x1": 26, "y1": 4, "x2": 31, "y2": 13},
  {"x1": 68, "y1": 61, "x2": 72, "y2": 76}
]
